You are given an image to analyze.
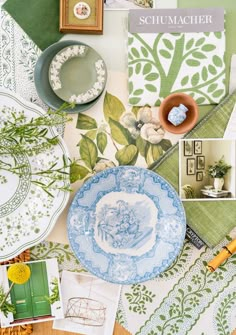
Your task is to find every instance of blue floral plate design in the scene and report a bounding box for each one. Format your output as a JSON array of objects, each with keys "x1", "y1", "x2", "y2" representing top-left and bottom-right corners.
[{"x1": 67, "y1": 166, "x2": 186, "y2": 284}]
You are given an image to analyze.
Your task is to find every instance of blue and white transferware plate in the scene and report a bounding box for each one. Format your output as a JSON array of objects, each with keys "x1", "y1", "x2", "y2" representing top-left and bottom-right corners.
[{"x1": 67, "y1": 166, "x2": 186, "y2": 284}]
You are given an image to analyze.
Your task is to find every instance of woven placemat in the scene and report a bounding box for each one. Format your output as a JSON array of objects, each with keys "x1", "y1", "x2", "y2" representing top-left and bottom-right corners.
[{"x1": 0, "y1": 250, "x2": 33, "y2": 335}]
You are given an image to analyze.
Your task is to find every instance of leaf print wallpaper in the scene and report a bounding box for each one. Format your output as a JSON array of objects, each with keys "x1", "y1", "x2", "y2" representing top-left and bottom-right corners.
[{"x1": 128, "y1": 32, "x2": 226, "y2": 106}]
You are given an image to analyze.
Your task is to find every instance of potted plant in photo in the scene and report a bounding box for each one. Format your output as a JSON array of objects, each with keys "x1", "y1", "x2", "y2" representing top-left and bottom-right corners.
[{"x1": 207, "y1": 156, "x2": 231, "y2": 191}]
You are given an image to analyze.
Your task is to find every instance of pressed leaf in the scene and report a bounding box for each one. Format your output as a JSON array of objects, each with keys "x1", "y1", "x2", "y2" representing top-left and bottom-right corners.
[
  {"x1": 76, "y1": 113, "x2": 97, "y2": 130},
  {"x1": 192, "y1": 51, "x2": 207, "y2": 59},
  {"x1": 208, "y1": 65, "x2": 217, "y2": 75},
  {"x1": 212, "y1": 89, "x2": 224, "y2": 98},
  {"x1": 213, "y1": 55, "x2": 223, "y2": 68},
  {"x1": 186, "y1": 59, "x2": 200, "y2": 67},
  {"x1": 159, "y1": 49, "x2": 171, "y2": 59},
  {"x1": 109, "y1": 118, "x2": 133, "y2": 145},
  {"x1": 133, "y1": 89, "x2": 143, "y2": 96},
  {"x1": 181, "y1": 76, "x2": 189, "y2": 86},
  {"x1": 70, "y1": 163, "x2": 90, "y2": 183},
  {"x1": 195, "y1": 97, "x2": 205, "y2": 104},
  {"x1": 97, "y1": 132, "x2": 107, "y2": 154},
  {"x1": 201, "y1": 44, "x2": 216, "y2": 52},
  {"x1": 84, "y1": 129, "x2": 97, "y2": 140},
  {"x1": 103, "y1": 92, "x2": 125, "y2": 122},
  {"x1": 163, "y1": 38, "x2": 174, "y2": 50},
  {"x1": 145, "y1": 73, "x2": 159, "y2": 81},
  {"x1": 207, "y1": 83, "x2": 218, "y2": 93},
  {"x1": 142, "y1": 63, "x2": 152, "y2": 75},
  {"x1": 79, "y1": 135, "x2": 98, "y2": 170},
  {"x1": 131, "y1": 47, "x2": 140, "y2": 58},
  {"x1": 115, "y1": 145, "x2": 138, "y2": 165},
  {"x1": 191, "y1": 72, "x2": 200, "y2": 86},
  {"x1": 135, "y1": 63, "x2": 141, "y2": 75},
  {"x1": 145, "y1": 84, "x2": 157, "y2": 92},
  {"x1": 128, "y1": 67, "x2": 133, "y2": 77},
  {"x1": 195, "y1": 37, "x2": 205, "y2": 47},
  {"x1": 129, "y1": 97, "x2": 141, "y2": 105},
  {"x1": 141, "y1": 46, "x2": 148, "y2": 57},
  {"x1": 202, "y1": 66, "x2": 208, "y2": 81},
  {"x1": 186, "y1": 38, "x2": 194, "y2": 50}
]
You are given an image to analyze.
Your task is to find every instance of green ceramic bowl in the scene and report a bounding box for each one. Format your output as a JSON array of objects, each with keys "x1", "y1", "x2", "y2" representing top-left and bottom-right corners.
[{"x1": 34, "y1": 40, "x2": 106, "y2": 113}]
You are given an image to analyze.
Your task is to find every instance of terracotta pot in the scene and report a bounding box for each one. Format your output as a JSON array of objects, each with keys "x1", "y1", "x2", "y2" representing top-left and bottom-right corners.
[{"x1": 159, "y1": 93, "x2": 199, "y2": 134}]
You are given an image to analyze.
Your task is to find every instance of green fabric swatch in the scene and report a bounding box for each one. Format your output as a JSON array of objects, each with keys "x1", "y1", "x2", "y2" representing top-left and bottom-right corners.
[
  {"x1": 3, "y1": 0, "x2": 63, "y2": 50},
  {"x1": 151, "y1": 91, "x2": 236, "y2": 248}
]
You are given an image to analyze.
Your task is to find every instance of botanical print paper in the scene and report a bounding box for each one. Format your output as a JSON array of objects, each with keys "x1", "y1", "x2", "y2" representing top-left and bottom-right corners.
[{"x1": 128, "y1": 31, "x2": 226, "y2": 106}]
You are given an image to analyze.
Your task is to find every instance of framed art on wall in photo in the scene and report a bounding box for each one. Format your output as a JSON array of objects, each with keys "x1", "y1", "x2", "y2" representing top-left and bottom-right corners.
[
  {"x1": 60, "y1": 0, "x2": 103, "y2": 34},
  {"x1": 186, "y1": 158, "x2": 195, "y2": 175}
]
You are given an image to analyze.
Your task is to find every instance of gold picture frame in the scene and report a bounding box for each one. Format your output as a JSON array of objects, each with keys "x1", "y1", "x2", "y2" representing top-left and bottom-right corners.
[{"x1": 60, "y1": 0, "x2": 103, "y2": 34}]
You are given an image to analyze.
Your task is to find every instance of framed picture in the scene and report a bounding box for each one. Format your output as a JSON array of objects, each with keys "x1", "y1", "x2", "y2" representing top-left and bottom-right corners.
[
  {"x1": 196, "y1": 171, "x2": 203, "y2": 181},
  {"x1": 60, "y1": 0, "x2": 103, "y2": 34},
  {"x1": 197, "y1": 156, "x2": 205, "y2": 170},
  {"x1": 186, "y1": 158, "x2": 195, "y2": 175},
  {"x1": 184, "y1": 140, "x2": 193, "y2": 156},
  {"x1": 194, "y1": 140, "x2": 202, "y2": 154}
]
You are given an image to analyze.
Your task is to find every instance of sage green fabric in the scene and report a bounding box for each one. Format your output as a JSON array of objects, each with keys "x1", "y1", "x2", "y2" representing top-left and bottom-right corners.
[
  {"x1": 3, "y1": 0, "x2": 63, "y2": 50},
  {"x1": 151, "y1": 91, "x2": 236, "y2": 248}
]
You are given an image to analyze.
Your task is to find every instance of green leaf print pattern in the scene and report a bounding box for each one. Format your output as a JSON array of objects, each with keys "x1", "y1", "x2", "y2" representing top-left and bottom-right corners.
[
  {"x1": 215, "y1": 290, "x2": 236, "y2": 335},
  {"x1": 128, "y1": 32, "x2": 226, "y2": 106},
  {"x1": 125, "y1": 284, "x2": 156, "y2": 314}
]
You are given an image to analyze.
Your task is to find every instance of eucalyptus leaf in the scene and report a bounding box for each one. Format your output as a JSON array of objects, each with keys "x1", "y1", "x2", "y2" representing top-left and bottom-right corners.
[
  {"x1": 109, "y1": 118, "x2": 133, "y2": 145},
  {"x1": 186, "y1": 38, "x2": 194, "y2": 50},
  {"x1": 191, "y1": 73, "x2": 200, "y2": 86},
  {"x1": 133, "y1": 89, "x2": 143, "y2": 96},
  {"x1": 135, "y1": 63, "x2": 141, "y2": 75},
  {"x1": 103, "y1": 92, "x2": 125, "y2": 122},
  {"x1": 76, "y1": 113, "x2": 97, "y2": 130},
  {"x1": 115, "y1": 145, "x2": 138, "y2": 165},
  {"x1": 201, "y1": 44, "x2": 216, "y2": 52},
  {"x1": 129, "y1": 81, "x2": 134, "y2": 94},
  {"x1": 213, "y1": 55, "x2": 223, "y2": 68},
  {"x1": 70, "y1": 163, "x2": 90, "y2": 183},
  {"x1": 201, "y1": 66, "x2": 208, "y2": 81},
  {"x1": 145, "y1": 73, "x2": 159, "y2": 81},
  {"x1": 129, "y1": 97, "x2": 141, "y2": 105},
  {"x1": 192, "y1": 51, "x2": 207, "y2": 59},
  {"x1": 214, "y1": 32, "x2": 222, "y2": 39},
  {"x1": 159, "y1": 49, "x2": 171, "y2": 59},
  {"x1": 79, "y1": 135, "x2": 98, "y2": 170},
  {"x1": 141, "y1": 46, "x2": 148, "y2": 57},
  {"x1": 181, "y1": 76, "x2": 189, "y2": 86},
  {"x1": 145, "y1": 84, "x2": 157, "y2": 92},
  {"x1": 128, "y1": 37, "x2": 134, "y2": 45},
  {"x1": 142, "y1": 63, "x2": 152, "y2": 75},
  {"x1": 97, "y1": 132, "x2": 107, "y2": 154},
  {"x1": 186, "y1": 59, "x2": 200, "y2": 67},
  {"x1": 128, "y1": 54, "x2": 134, "y2": 61},
  {"x1": 163, "y1": 39, "x2": 174, "y2": 50},
  {"x1": 131, "y1": 47, "x2": 140, "y2": 58}
]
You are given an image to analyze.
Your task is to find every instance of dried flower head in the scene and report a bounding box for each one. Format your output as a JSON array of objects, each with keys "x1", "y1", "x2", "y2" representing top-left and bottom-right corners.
[{"x1": 7, "y1": 263, "x2": 31, "y2": 285}]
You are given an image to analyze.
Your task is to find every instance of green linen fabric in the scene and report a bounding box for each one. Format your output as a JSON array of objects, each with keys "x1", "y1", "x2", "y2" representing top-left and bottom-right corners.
[
  {"x1": 3, "y1": 0, "x2": 63, "y2": 50},
  {"x1": 151, "y1": 91, "x2": 236, "y2": 248}
]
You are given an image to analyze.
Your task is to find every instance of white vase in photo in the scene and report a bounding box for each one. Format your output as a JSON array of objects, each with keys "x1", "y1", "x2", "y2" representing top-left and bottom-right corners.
[{"x1": 214, "y1": 177, "x2": 224, "y2": 191}]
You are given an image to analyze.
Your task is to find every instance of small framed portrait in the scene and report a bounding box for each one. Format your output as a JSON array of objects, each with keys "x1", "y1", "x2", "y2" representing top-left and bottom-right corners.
[
  {"x1": 194, "y1": 140, "x2": 202, "y2": 154},
  {"x1": 183, "y1": 140, "x2": 193, "y2": 156},
  {"x1": 60, "y1": 0, "x2": 103, "y2": 34},
  {"x1": 196, "y1": 171, "x2": 203, "y2": 181},
  {"x1": 196, "y1": 156, "x2": 205, "y2": 170},
  {"x1": 186, "y1": 158, "x2": 195, "y2": 175}
]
